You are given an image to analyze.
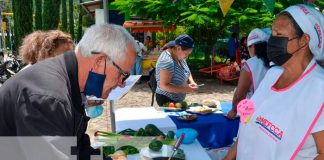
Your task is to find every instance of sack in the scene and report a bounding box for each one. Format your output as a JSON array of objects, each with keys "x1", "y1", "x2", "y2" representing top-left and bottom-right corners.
[{"x1": 148, "y1": 68, "x2": 157, "y2": 92}]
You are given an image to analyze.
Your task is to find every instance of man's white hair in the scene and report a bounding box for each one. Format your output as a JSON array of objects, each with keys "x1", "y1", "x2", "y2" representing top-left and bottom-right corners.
[{"x1": 76, "y1": 24, "x2": 136, "y2": 60}]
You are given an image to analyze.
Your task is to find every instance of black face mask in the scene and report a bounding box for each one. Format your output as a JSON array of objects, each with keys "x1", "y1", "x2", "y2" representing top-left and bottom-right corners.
[{"x1": 267, "y1": 36, "x2": 293, "y2": 66}]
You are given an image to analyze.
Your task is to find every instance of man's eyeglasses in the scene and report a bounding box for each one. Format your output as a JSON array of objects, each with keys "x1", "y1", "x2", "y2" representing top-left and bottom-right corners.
[
  {"x1": 106, "y1": 55, "x2": 130, "y2": 83},
  {"x1": 91, "y1": 51, "x2": 130, "y2": 83}
]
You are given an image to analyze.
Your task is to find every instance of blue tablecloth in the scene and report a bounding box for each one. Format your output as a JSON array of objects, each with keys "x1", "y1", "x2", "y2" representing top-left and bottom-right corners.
[{"x1": 168, "y1": 102, "x2": 239, "y2": 149}]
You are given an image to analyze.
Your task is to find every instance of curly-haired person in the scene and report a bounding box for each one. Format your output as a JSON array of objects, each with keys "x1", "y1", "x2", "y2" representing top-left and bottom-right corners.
[{"x1": 19, "y1": 30, "x2": 74, "y2": 70}]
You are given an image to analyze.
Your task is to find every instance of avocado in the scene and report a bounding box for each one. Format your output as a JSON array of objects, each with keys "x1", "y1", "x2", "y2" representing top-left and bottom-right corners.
[
  {"x1": 145, "y1": 124, "x2": 165, "y2": 137},
  {"x1": 166, "y1": 131, "x2": 175, "y2": 140},
  {"x1": 149, "y1": 139, "x2": 163, "y2": 152}
]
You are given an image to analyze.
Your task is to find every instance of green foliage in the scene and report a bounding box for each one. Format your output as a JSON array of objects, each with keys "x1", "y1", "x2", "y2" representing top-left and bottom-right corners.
[
  {"x1": 43, "y1": 0, "x2": 61, "y2": 30},
  {"x1": 69, "y1": 0, "x2": 74, "y2": 39},
  {"x1": 60, "y1": 0, "x2": 67, "y2": 32},
  {"x1": 12, "y1": 0, "x2": 33, "y2": 53},
  {"x1": 35, "y1": 0, "x2": 42, "y2": 30}
]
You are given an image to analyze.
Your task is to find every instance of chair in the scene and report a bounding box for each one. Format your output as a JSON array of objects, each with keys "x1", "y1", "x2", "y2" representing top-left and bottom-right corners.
[
  {"x1": 216, "y1": 65, "x2": 240, "y2": 84},
  {"x1": 147, "y1": 68, "x2": 157, "y2": 106}
]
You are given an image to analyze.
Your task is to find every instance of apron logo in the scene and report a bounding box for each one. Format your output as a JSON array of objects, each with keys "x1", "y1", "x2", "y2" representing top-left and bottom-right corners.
[
  {"x1": 297, "y1": 5, "x2": 309, "y2": 14},
  {"x1": 256, "y1": 116, "x2": 284, "y2": 141},
  {"x1": 314, "y1": 23, "x2": 322, "y2": 48}
]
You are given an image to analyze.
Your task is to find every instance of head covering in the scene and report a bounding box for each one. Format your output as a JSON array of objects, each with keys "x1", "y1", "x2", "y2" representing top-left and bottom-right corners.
[
  {"x1": 247, "y1": 28, "x2": 271, "y2": 47},
  {"x1": 284, "y1": 4, "x2": 324, "y2": 60},
  {"x1": 167, "y1": 34, "x2": 194, "y2": 48}
]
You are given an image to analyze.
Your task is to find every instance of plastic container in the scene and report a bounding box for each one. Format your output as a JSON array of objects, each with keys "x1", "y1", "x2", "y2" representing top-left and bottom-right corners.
[{"x1": 175, "y1": 128, "x2": 198, "y2": 144}]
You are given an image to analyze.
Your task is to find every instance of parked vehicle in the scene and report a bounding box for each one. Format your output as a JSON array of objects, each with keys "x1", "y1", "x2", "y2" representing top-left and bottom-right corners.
[{"x1": 0, "y1": 52, "x2": 24, "y2": 83}]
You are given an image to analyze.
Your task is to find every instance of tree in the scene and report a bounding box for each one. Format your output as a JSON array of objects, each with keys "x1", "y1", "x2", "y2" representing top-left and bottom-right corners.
[
  {"x1": 76, "y1": 0, "x2": 84, "y2": 42},
  {"x1": 34, "y1": 0, "x2": 42, "y2": 30},
  {"x1": 69, "y1": 0, "x2": 74, "y2": 39},
  {"x1": 12, "y1": 0, "x2": 33, "y2": 53},
  {"x1": 61, "y1": 0, "x2": 67, "y2": 32},
  {"x1": 43, "y1": 0, "x2": 61, "y2": 30},
  {"x1": 112, "y1": 0, "x2": 323, "y2": 64}
]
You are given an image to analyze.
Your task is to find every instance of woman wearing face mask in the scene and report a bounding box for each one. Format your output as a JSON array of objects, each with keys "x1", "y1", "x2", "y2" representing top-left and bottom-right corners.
[
  {"x1": 227, "y1": 28, "x2": 271, "y2": 119},
  {"x1": 155, "y1": 34, "x2": 198, "y2": 106},
  {"x1": 224, "y1": 4, "x2": 324, "y2": 160}
]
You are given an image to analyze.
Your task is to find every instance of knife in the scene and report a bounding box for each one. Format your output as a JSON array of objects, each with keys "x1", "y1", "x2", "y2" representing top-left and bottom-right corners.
[{"x1": 168, "y1": 133, "x2": 185, "y2": 160}]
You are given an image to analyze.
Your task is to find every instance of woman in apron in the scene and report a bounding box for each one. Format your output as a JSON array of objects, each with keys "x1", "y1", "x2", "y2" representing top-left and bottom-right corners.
[
  {"x1": 225, "y1": 4, "x2": 324, "y2": 160},
  {"x1": 227, "y1": 28, "x2": 271, "y2": 119}
]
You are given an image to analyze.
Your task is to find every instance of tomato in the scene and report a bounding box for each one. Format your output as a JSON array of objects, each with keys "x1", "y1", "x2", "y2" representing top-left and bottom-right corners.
[{"x1": 168, "y1": 102, "x2": 175, "y2": 108}]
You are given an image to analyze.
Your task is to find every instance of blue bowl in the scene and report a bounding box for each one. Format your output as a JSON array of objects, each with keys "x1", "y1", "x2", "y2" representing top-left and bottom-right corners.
[{"x1": 175, "y1": 128, "x2": 198, "y2": 144}]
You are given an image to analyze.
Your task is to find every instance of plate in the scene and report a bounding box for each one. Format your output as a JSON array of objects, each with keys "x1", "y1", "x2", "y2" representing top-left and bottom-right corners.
[
  {"x1": 177, "y1": 114, "x2": 197, "y2": 121},
  {"x1": 187, "y1": 103, "x2": 203, "y2": 108},
  {"x1": 186, "y1": 106, "x2": 216, "y2": 115},
  {"x1": 160, "y1": 107, "x2": 184, "y2": 111},
  {"x1": 153, "y1": 157, "x2": 183, "y2": 160},
  {"x1": 202, "y1": 100, "x2": 221, "y2": 109}
]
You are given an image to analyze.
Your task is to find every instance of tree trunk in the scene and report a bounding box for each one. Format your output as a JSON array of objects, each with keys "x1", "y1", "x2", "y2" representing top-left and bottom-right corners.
[
  {"x1": 12, "y1": 0, "x2": 33, "y2": 53},
  {"x1": 43, "y1": 0, "x2": 61, "y2": 30},
  {"x1": 34, "y1": 0, "x2": 42, "y2": 30},
  {"x1": 69, "y1": 0, "x2": 74, "y2": 39},
  {"x1": 61, "y1": 0, "x2": 67, "y2": 32},
  {"x1": 76, "y1": 0, "x2": 83, "y2": 42}
]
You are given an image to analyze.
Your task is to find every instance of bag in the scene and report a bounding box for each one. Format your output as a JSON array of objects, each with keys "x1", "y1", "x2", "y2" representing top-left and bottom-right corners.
[
  {"x1": 147, "y1": 67, "x2": 157, "y2": 106},
  {"x1": 148, "y1": 67, "x2": 157, "y2": 92}
]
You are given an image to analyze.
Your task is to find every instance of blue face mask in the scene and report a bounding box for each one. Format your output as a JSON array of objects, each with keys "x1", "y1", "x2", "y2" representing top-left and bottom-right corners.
[
  {"x1": 83, "y1": 60, "x2": 107, "y2": 98},
  {"x1": 85, "y1": 105, "x2": 104, "y2": 119}
]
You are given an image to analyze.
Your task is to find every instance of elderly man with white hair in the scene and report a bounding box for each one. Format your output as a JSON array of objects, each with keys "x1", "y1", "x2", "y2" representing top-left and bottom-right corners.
[{"x1": 0, "y1": 24, "x2": 136, "y2": 159}]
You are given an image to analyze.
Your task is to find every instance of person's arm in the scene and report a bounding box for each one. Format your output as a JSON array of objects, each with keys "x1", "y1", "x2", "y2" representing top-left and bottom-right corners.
[
  {"x1": 14, "y1": 95, "x2": 75, "y2": 159},
  {"x1": 223, "y1": 140, "x2": 238, "y2": 160},
  {"x1": 159, "y1": 69, "x2": 197, "y2": 93},
  {"x1": 227, "y1": 69, "x2": 251, "y2": 119},
  {"x1": 140, "y1": 43, "x2": 147, "y2": 52},
  {"x1": 16, "y1": 94, "x2": 72, "y2": 136},
  {"x1": 188, "y1": 74, "x2": 196, "y2": 84},
  {"x1": 314, "y1": 131, "x2": 324, "y2": 160}
]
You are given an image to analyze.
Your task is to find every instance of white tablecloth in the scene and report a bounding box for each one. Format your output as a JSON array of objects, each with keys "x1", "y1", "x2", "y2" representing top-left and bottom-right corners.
[
  {"x1": 115, "y1": 107, "x2": 177, "y2": 133},
  {"x1": 115, "y1": 107, "x2": 211, "y2": 160}
]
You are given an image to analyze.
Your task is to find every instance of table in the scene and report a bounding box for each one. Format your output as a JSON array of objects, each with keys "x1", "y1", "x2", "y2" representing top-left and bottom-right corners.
[
  {"x1": 115, "y1": 103, "x2": 239, "y2": 149},
  {"x1": 114, "y1": 139, "x2": 211, "y2": 160},
  {"x1": 169, "y1": 102, "x2": 239, "y2": 149},
  {"x1": 141, "y1": 54, "x2": 159, "y2": 76},
  {"x1": 115, "y1": 107, "x2": 177, "y2": 133},
  {"x1": 115, "y1": 107, "x2": 211, "y2": 160}
]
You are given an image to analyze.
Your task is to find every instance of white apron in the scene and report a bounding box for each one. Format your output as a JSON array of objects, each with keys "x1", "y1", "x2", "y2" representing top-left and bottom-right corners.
[
  {"x1": 244, "y1": 57, "x2": 269, "y2": 98},
  {"x1": 237, "y1": 59, "x2": 324, "y2": 160}
]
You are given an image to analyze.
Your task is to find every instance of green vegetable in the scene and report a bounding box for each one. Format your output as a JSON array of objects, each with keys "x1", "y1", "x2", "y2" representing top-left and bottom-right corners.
[
  {"x1": 95, "y1": 131, "x2": 120, "y2": 137},
  {"x1": 118, "y1": 128, "x2": 137, "y2": 136},
  {"x1": 174, "y1": 149, "x2": 186, "y2": 160},
  {"x1": 116, "y1": 145, "x2": 139, "y2": 154},
  {"x1": 162, "y1": 139, "x2": 175, "y2": 145},
  {"x1": 149, "y1": 139, "x2": 163, "y2": 152},
  {"x1": 180, "y1": 101, "x2": 188, "y2": 109},
  {"x1": 102, "y1": 146, "x2": 115, "y2": 158},
  {"x1": 135, "y1": 128, "x2": 146, "y2": 136},
  {"x1": 145, "y1": 124, "x2": 165, "y2": 137},
  {"x1": 162, "y1": 103, "x2": 168, "y2": 108},
  {"x1": 166, "y1": 131, "x2": 175, "y2": 140}
]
